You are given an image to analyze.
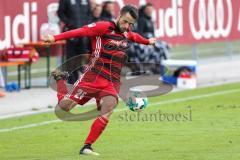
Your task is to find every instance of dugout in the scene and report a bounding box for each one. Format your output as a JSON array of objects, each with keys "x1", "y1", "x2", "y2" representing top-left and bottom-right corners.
[{"x1": 161, "y1": 59, "x2": 197, "y2": 89}]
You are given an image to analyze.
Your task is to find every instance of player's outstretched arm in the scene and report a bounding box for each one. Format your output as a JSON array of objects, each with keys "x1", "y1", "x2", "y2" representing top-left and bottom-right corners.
[
  {"x1": 42, "y1": 34, "x2": 55, "y2": 44},
  {"x1": 128, "y1": 32, "x2": 157, "y2": 45},
  {"x1": 41, "y1": 28, "x2": 86, "y2": 44},
  {"x1": 42, "y1": 22, "x2": 109, "y2": 44},
  {"x1": 148, "y1": 37, "x2": 157, "y2": 45}
]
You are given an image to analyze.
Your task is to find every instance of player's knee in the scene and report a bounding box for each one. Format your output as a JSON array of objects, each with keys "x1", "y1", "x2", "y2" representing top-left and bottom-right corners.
[
  {"x1": 105, "y1": 100, "x2": 117, "y2": 108},
  {"x1": 101, "y1": 110, "x2": 113, "y2": 120},
  {"x1": 102, "y1": 97, "x2": 118, "y2": 108},
  {"x1": 102, "y1": 102, "x2": 117, "y2": 115},
  {"x1": 58, "y1": 98, "x2": 77, "y2": 112},
  {"x1": 100, "y1": 97, "x2": 118, "y2": 118},
  {"x1": 58, "y1": 104, "x2": 70, "y2": 112}
]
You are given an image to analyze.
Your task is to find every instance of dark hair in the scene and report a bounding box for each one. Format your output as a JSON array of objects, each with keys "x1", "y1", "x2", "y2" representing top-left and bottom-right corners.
[
  {"x1": 102, "y1": 1, "x2": 114, "y2": 10},
  {"x1": 139, "y1": 3, "x2": 153, "y2": 17},
  {"x1": 145, "y1": 3, "x2": 153, "y2": 7},
  {"x1": 120, "y1": 5, "x2": 139, "y2": 20}
]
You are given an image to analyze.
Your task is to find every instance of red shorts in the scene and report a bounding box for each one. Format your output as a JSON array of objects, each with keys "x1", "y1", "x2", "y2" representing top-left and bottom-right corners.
[{"x1": 66, "y1": 72, "x2": 120, "y2": 107}]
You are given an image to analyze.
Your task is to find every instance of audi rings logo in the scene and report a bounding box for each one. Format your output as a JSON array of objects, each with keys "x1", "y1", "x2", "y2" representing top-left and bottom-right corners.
[{"x1": 189, "y1": 0, "x2": 233, "y2": 40}]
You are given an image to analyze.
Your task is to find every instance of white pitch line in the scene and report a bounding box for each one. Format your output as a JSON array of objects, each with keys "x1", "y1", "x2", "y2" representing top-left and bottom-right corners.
[
  {"x1": 0, "y1": 88, "x2": 240, "y2": 133},
  {"x1": 148, "y1": 88, "x2": 240, "y2": 107},
  {"x1": 0, "y1": 120, "x2": 61, "y2": 133}
]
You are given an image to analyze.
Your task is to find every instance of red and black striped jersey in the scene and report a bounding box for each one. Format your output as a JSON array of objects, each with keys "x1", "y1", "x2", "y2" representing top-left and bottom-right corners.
[{"x1": 54, "y1": 21, "x2": 150, "y2": 82}]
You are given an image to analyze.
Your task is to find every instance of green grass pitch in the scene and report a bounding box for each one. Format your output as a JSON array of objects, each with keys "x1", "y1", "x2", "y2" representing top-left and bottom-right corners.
[{"x1": 0, "y1": 82, "x2": 240, "y2": 160}]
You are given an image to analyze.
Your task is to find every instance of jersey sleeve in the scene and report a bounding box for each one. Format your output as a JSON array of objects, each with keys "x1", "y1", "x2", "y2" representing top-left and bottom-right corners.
[
  {"x1": 54, "y1": 22, "x2": 109, "y2": 41},
  {"x1": 127, "y1": 32, "x2": 150, "y2": 45}
]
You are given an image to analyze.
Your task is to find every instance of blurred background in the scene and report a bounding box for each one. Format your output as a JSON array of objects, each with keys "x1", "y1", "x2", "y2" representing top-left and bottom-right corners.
[
  {"x1": 1, "y1": 1, "x2": 240, "y2": 159},
  {"x1": 0, "y1": 0, "x2": 240, "y2": 117}
]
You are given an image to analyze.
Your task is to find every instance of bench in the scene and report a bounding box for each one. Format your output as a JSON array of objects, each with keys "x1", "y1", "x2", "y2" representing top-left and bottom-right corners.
[{"x1": 0, "y1": 61, "x2": 31, "y2": 89}]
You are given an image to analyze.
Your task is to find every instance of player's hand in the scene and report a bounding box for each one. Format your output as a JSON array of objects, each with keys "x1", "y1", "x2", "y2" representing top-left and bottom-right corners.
[
  {"x1": 42, "y1": 34, "x2": 55, "y2": 45},
  {"x1": 148, "y1": 37, "x2": 157, "y2": 45}
]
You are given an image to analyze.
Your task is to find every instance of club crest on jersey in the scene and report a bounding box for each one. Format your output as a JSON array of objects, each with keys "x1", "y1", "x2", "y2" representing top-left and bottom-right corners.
[
  {"x1": 104, "y1": 39, "x2": 129, "y2": 51},
  {"x1": 88, "y1": 23, "x2": 96, "y2": 28}
]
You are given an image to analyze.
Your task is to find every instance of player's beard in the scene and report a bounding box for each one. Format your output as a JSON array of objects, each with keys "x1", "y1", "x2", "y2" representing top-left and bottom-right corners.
[{"x1": 116, "y1": 21, "x2": 126, "y2": 33}]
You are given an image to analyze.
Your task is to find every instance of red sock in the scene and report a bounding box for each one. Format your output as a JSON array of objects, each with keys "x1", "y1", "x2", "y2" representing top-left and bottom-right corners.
[
  {"x1": 56, "y1": 80, "x2": 68, "y2": 102},
  {"x1": 85, "y1": 116, "x2": 109, "y2": 145}
]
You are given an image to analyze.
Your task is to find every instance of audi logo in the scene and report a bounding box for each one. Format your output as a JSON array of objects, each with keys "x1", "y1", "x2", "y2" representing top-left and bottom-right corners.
[{"x1": 189, "y1": 0, "x2": 233, "y2": 40}]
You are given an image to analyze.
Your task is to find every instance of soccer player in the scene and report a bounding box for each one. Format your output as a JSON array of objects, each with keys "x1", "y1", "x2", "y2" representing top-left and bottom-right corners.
[{"x1": 43, "y1": 5, "x2": 156, "y2": 155}]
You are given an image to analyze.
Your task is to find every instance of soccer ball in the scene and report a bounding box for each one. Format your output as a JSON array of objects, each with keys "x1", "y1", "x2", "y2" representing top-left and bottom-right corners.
[{"x1": 126, "y1": 91, "x2": 148, "y2": 112}]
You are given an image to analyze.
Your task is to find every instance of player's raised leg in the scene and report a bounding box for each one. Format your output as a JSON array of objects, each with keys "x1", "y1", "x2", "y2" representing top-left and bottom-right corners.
[
  {"x1": 80, "y1": 95, "x2": 118, "y2": 155},
  {"x1": 51, "y1": 70, "x2": 78, "y2": 114},
  {"x1": 51, "y1": 70, "x2": 69, "y2": 103}
]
